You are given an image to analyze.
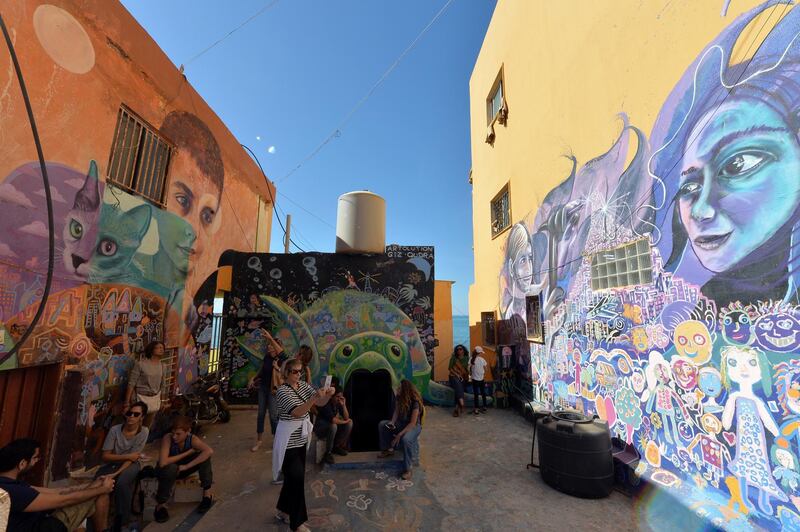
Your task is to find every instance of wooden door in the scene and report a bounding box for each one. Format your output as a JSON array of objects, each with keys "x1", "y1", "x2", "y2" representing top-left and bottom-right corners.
[{"x1": 0, "y1": 363, "x2": 62, "y2": 484}]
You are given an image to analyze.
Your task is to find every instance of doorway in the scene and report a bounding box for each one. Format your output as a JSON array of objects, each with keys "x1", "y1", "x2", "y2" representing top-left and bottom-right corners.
[{"x1": 345, "y1": 369, "x2": 394, "y2": 452}]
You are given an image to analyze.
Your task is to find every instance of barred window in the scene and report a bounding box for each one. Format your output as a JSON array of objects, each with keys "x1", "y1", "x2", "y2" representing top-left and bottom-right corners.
[
  {"x1": 591, "y1": 239, "x2": 653, "y2": 291},
  {"x1": 481, "y1": 310, "x2": 497, "y2": 346},
  {"x1": 107, "y1": 106, "x2": 172, "y2": 206},
  {"x1": 491, "y1": 184, "x2": 510, "y2": 238}
]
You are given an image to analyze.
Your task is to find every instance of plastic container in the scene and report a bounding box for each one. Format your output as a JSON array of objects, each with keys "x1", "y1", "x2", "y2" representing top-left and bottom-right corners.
[{"x1": 537, "y1": 410, "x2": 613, "y2": 498}]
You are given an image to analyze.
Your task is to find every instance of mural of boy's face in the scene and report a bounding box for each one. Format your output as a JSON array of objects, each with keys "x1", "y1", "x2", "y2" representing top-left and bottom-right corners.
[
  {"x1": 511, "y1": 244, "x2": 533, "y2": 294},
  {"x1": 677, "y1": 101, "x2": 800, "y2": 273},
  {"x1": 166, "y1": 150, "x2": 222, "y2": 275}
]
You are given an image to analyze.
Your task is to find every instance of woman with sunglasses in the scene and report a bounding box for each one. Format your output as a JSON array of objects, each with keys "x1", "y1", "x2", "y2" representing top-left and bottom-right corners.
[
  {"x1": 273, "y1": 359, "x2": 334, "y2": 532},
  {"x1": 95, "y1": 401, "x2": 150, "y2": 531}
]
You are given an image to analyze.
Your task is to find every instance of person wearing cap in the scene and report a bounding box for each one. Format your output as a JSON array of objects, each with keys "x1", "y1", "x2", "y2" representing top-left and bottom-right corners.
[{"x1": 470, "y1": 347, "x2": 489, "y2": 415}]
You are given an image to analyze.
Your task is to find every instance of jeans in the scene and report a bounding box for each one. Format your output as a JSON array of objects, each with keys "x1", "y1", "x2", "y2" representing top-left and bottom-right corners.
[
  {"x1": 268, "y1": 391, "x2": 279, "y2": 435},
  {"x1": 473, "y1": 380, "x2": 487, "y2": 409},
  {"x1": 155, "y1": 458, "x2": 213, "y2": 504},
  {"x1": 379, "y1": 420, "x2": 422, "y2": 472},
  {"x1": 315, "y1": 420, "x2": 353, "y2": 454},
  {"x1": 96, "y1": 461, "x2": 140, "y2": 526},
  {"x1": 257, "y1": 385, "x2": 272, "y2": 435}
]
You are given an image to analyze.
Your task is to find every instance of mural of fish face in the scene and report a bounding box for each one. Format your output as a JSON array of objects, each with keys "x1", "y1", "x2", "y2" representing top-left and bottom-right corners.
[
  {"x1": 755, "y1": 312, "x2": 800, "y2": 353},
  {"x1": 328, "y1": 332, "x2": 412, "y2": 390},
  {"x1": 673, "y1": 320, "x2": 712, "y2": 365},
  {"x1": 721, "y1": 309, "x2": 754, "y2": 346}
]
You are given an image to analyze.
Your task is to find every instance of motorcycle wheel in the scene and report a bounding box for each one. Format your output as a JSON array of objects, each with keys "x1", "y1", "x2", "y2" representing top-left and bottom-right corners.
[{"x1": 219, "y1": 408, "x2": 231, "y2": 423}]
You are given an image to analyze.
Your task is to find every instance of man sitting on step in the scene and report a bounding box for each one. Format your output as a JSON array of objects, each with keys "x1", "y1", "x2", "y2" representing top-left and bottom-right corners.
[{"x1": 313, "y1": 385, "x2": 352, "y2": 464}]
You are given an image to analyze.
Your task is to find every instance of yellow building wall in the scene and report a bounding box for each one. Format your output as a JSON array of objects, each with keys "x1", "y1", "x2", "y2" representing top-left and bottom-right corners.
[
  {"x1": 433, "y1": 280, "x2": 454, "y2": 381},
  {"x1": 468, "y1": 0, "x2": 775, "y2": 322}
]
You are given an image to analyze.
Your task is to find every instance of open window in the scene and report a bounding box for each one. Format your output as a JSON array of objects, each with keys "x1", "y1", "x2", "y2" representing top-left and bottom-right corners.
[
  {"x1": 481, "y1": 310, "x2": 497, "y2": 346},
  {"x1": 525, "y1": 294, "x2": 544, "y2": 344}
]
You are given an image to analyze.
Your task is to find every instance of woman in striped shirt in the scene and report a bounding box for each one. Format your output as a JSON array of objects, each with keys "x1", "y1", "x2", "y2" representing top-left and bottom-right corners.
[{"x1": 273, "y1": 358, "x2": 334, "y2": 531}]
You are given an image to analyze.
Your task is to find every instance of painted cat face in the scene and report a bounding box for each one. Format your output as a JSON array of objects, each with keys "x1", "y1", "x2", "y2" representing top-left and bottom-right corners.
[
  {"x1": 62, "y1": 161, "x2": 101, "y2": 279},
  {"x1": 722, "y1": 310, "x2": 753, "y2": 346},
  {"x1": 673, "y1": 320, "x2": 712, "y2": 364},
  {"x1": 755, "y1": 312, "x2": 800, "y2": 352},
  {"x1": 89, "y1": 203, "x2": 152, "y2": 282}
]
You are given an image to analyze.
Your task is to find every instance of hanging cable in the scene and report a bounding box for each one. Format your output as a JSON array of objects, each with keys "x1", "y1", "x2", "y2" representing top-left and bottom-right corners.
[
  {"x1": 0, "y1": 12, "x2": 55, "y2": 359},
  {"x1": 241, "y1": 143, "x2": 307, "y2": 252}
]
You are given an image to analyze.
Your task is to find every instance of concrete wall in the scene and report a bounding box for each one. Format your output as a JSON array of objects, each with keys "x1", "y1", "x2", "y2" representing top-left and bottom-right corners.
[
  {"x1": 470, "y1": 1, "x2": 800, "y2": 529},
  {"x1": 0, "y1": 0, "x2": 272, "y2": 472},
  {"x1": 433, "y1": 280, "x2": 454, "y2": 382}
]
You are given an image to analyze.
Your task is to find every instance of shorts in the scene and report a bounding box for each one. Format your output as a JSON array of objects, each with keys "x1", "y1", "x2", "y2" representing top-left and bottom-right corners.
[{"x1": 51, "y1": 497, "x2": 97, "y2": 531}]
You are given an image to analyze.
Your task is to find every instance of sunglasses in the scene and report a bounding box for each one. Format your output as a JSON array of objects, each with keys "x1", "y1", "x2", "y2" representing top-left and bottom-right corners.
[
  {"x1": 288, "y1": 369, "x2": 302, "y2": 375},
  {"x1": 125, "y1": 411, "x2": 143, "y2": 418}
]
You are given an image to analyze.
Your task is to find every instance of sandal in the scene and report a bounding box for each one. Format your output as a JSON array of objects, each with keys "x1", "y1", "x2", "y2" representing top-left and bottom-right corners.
[
  {"x1": 452, "y1": 409, "x2": 459, "y2": 417},
  {"x1": 275, "y1": 511, "x2": 289, "y2": 523},
  {"x1": 251, "y1": 440, "x2": 262, "y2": 452}
]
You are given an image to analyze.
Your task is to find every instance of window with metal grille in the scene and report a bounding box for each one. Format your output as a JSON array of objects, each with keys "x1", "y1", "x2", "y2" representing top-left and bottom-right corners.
[
  {"x1": 590, "y1": 238, "x2": 653, "y2": 291},
  {"x1": 481, "y1": 310, "x2": 497, "y2": 346},
  {"x1": 491, "y1": 184, "x2": 511, "y2": 237},
  {"x1": 525, "y1": 294, "x2": 544, "y2": 344},
  {"x1": 107, "y1": 106, "x2": 172, "y2": 205}
]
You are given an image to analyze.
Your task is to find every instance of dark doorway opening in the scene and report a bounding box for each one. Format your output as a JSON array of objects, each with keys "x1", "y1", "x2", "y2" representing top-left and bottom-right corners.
[{"x1": 345, "y1": 369, "x2": 394, "y2": 452}]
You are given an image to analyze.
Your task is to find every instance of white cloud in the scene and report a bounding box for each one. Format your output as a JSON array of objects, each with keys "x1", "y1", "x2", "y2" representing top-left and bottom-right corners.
[
  {"x1": 267, "y1": 146, "x2": 276, "y2": 154},
  {"x1": 256, "y1": 136, "x2": 261, "y2": 141},
  {"x1": 34, "y1": 186, "x2": 66, "y2": 203},
  {"x1": 0, "y1": 242, "x2": 17, "y2": 257},
  {"x1": 0, "y1": 183, "x2": 34, "y2": 208},
  {"x1": 65, "y1": 178, "x2": 85, "y2": 189},
  {"x1": 19, "y1": 220, "x2": 49, "y2": 237}
]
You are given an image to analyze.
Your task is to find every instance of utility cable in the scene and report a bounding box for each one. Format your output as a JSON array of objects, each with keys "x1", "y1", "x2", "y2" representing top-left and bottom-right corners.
[
  {"x1": 183, "y1": 0, "x2": 281, "y2": 68},
  {"x1": 276, "y1": 0, "x2": 456, "y2": 184},
  {"x1": 0, "y1": 12, "x2": 55, "y2": 359},
  {"x1": 241, "y1": 143, "x2": 307, "y2": 252}
]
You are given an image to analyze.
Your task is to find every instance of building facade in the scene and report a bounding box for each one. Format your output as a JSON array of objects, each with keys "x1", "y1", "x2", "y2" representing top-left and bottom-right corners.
[
  {"x1": 470, "y1": 1, "x2": 800, "y2": 528},
  {"x1": 0, "y1": 0, "x2": 272, "y2": 481}
]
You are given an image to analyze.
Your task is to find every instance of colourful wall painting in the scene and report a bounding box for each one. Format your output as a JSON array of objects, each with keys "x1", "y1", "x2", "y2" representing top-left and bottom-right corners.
[
  {"x1": 219, "y1": 248, "x2": 452, "y2": 404},
  {"x1": 498, "y1": 3, "x2": 800, "y2": 529}
]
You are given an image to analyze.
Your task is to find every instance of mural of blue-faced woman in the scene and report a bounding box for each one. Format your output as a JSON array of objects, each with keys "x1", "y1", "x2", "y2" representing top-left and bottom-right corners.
[{"x1": 651, "y1": 1, "x2": 800, "y2": 307}]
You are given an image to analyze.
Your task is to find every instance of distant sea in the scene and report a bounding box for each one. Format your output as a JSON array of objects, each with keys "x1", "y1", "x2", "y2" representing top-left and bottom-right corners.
[{"x1": 453, "y1": 315, "x2": 470, "y2": 348}]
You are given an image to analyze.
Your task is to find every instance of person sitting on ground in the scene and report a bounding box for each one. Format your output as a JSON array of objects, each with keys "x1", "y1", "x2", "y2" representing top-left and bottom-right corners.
[
  {"x1": 153, "y1": 416, "x2": 213, "y2": 523},
  {"x1": 470, "y1": 346, "x2": 489, "y2": 415},
  {"x1": 0, "y1": 438, "x2": 114, "y2": 532},
  {"x1": 95, "y1": 401, "x2": 150, "y2": 532},
  {"x1": 313, "y1": 384, "x2": 352, "y2": 464},
  {"x1": 378, "y1": 379, "x2": 424, "y2": 480}
]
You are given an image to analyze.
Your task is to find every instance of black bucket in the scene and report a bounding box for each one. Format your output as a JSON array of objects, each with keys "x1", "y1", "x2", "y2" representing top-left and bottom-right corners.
[{"x1": 537, "y1": 410, "x2": 613, "y2": 498}]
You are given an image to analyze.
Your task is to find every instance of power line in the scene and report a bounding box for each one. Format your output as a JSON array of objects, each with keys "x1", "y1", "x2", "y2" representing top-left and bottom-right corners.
[
  {"x1": 279, "y1": 191, "x2": 336, "y2": 229},
  {"x1": 276, "y1": 0, "x2": 456, "y2": 184},
  {"x1": 183, "y1": 0, "x2": 281, "y2": 68},
  {"x1": 241, "y1": 143, "x2": 307, "y2": 253}
]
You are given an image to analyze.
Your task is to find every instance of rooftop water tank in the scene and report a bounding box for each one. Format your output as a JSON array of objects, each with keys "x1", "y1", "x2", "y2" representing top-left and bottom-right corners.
[{"x1": 336, "y1": 191, "x2": 386, "y2": 254}]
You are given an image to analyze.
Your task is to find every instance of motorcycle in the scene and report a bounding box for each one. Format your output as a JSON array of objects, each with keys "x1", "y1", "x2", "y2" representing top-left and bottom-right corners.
[{"x1": 172, "y1": 372, "x2": 231, "y2": 432}]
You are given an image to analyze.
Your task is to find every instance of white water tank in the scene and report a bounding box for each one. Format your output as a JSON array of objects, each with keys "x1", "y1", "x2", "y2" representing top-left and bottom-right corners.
[{"x1": 336, "y1": 191, "x2": 386, "y2": 254}]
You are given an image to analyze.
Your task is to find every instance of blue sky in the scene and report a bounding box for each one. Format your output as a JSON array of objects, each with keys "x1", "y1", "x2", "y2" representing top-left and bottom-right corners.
[{"x1": 121, "y1": 0, "x2": 496, "y2": 316}]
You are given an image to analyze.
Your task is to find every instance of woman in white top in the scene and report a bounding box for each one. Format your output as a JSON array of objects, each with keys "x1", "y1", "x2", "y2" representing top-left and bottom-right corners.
[
  {"x1": 273, "y1": 358, "x2": 333, "y2": 532},
  {"x1": 470, "y1": 346, "x2": 489, "y2": 415}
]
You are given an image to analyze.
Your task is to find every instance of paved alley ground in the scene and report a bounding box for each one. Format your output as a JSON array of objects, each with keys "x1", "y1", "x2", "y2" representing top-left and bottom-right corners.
[{"x1": 147, "y1": 406, "x2": 647, "y2": 531}]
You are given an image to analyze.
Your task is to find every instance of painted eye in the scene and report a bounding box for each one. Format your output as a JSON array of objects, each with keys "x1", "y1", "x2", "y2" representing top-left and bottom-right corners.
[
  {"x1": 748, "y1": 358, "x2": 757, "y2": 367},
  {"x1": 201, "y1": 207, "x2": 215, "y2": 226},
  {"x1": 677, "y1": 336, "x2": 688, "y2": 345},
  {"x1": 759, "y1": 322, "x2": 773, "y2": 330},
  {"x1": 728, "y1": 358, "x2": 738, "y2": 367},
  {"x1": 740, "y1": 316, "x2": 750, "y2": 324},
  {"x1": 719, "y1": 150, "x2": 773, "y2": 178},
  {"x1": 97, "y1": 239, "x2": 117, "y2": 256},
  {"x1": 677, "y1": 181, "x2": 701, "y2": 197},
  {"x1": 694, "y1": 334, "x2": 707, "y2": 345},
  {"x1": 389, "y1": 345, "x2": 402, "y2": 359},
  {"x1": 69, "y1": 219, "x2": 83, "y2": 239},
  {"x1": 175, "y1": 194, "x2": 189, "y2": 210},
  {"x1": 723, "y1": 317, "x2": 732, "y2": 325},
  {"x1": 341, "y1": 345, "x2": 353, "y2": 358},
  {"x1": 778, "y1": 319, "x2": 792, "y2": 329}
]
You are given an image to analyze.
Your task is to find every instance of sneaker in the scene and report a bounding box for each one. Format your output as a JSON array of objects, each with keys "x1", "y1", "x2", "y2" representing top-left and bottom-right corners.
[
  {"x1": 275, "y1": 511, "x2": 289, "y2": 524},
  {"x1": 154, "y1": 506, "x2": 169, "y2": 523},
  {"x1": 323, "y1": 453, "x2": 335, "y2": 464},
  {"x1": 332, "y1": 447, "x2": 348, "y2": 456},
  {"x1": 197, "y1": 496, "x2": 213, "y2": 514},
  {"x1": 250, "y1": 441, "x2": 262, "y2": 452},
  {"x1": 270, "y1": 478, "x2": 284, "y2": 485}
]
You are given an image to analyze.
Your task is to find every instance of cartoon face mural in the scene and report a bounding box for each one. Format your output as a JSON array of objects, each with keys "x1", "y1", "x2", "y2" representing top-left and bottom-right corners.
[
  {"x1": 755, "y1": 311, "x2": 800, "y2": 353},
  {"x1": 673, "y1": 320, "x2": 712, "y2": 365},
  {"x1": 492, "y1": 4, "x2": 800, "y2": 528}
]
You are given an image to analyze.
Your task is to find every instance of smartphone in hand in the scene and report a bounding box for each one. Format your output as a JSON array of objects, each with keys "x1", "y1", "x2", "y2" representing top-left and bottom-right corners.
[
  {"x1": 324, "y1": 375, "x2": 332, "y2": 389},
  {"x1": 386, "y1": 422, "x2": 396, "y2": 431}
]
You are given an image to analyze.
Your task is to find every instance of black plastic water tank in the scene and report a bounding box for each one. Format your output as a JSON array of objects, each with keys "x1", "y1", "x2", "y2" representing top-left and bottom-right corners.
[{"x1": 537, "y1": 410, "x2": 613, "y2": 498}]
